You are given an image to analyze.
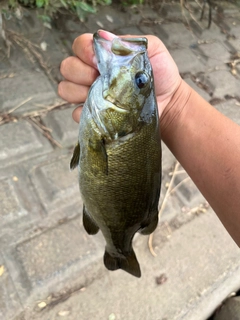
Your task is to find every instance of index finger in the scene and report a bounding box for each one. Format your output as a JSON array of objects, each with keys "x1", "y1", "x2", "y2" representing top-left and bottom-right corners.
[
  {"x1": 72, "y1": 32, "x2": 166, "y2": 68},
  {"x1": 72, "y1": 31, "x2": 117, "y2": 67},
  {"x1": 72, "y1": 33, "x2": 97, "y2": 68}
]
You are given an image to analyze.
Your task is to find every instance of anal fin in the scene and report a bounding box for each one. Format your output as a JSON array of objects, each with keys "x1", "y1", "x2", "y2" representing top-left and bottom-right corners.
[
  {"x1": 83, "y1": 206, "x2": 99, "y2": 235},
  {"x1": 103, "y1": 249, "x2": 141, "y2": 278},
  {"x1": 140, "y1": 212, "x2": 158, "y2": 235}
]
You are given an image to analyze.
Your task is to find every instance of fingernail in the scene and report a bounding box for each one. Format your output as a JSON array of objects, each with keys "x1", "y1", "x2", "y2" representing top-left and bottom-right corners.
[{"x1": 98, "y1": 30, "x2": 117, "y2": 41}]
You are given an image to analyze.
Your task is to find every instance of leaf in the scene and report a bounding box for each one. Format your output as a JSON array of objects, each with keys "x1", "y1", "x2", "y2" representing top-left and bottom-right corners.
[
  {"x1": 36, "y1": 0, "x2": 45, "y2": 8},
  {"x1": 0, "y1": 265, "x2": 5, "y2": 277},
  {"x1": 75, "y1": 1, "x2": 96, "y2": 13},
  {"x1": 38, "y1": 301, "x2": 47, "y2": 309},
  {"x1": 60, "y1": 0, "x2": 68, "y2": 9},
  {"x1": 76, "y1": 6, "x2": 86, "y2": 22},
  {"x1": 2, "y1": 9, "x2": 12, "y2": 20},
  {"x1": 9, "y1": 0, "x2": 17, "y2": 8},
  {"x1": 40, "y1": 41, "x2": 47, "y2": 51},
  {"x1": 37, "y1": 14, "x2": 51, "y2": 23},
  {"x1": 58, "y1": 310, "x2": 70, "y2": 316},
  {"x1": 97, "y1": 0, "x2": 112, "y2": 4}
]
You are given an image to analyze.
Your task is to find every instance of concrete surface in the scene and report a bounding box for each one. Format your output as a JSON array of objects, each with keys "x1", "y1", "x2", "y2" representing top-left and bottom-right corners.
[{"x1": 0, "y1": 1, "x2": 240, "y2": 319}]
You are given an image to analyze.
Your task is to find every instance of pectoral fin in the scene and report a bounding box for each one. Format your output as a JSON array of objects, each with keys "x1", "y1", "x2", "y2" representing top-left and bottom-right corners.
[
  {"x1": 70, "y1": 142, "x2": 80, "y2": 170},
  {"x1": 82, "y1": 206, "x2": 99, "y2": 235},
  {"x1": 89, "y1": 138, "x2": 108, "y2": 175},
  {"x1": 100, "y1": 139, "x2": 108, "y2": 174}
]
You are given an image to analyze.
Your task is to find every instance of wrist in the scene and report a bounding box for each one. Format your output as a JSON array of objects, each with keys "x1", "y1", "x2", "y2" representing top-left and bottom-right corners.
[{"x1": 160, "y1": 79, "x2": 192, "y2": 141}]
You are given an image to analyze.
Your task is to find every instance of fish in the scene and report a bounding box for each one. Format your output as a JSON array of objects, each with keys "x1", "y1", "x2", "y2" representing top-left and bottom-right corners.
[{"x1": 70, "y1": 31, "x2": 162, "y2": 278}]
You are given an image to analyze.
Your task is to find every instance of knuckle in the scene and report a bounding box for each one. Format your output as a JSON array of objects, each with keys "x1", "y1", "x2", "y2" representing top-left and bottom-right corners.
[
  {"x1": 72, "y1": 35, "x2": 82, "y2": 53},
  {"x1": 58, "y1": 81, "x2": 65, "y2": 98},
  {"x1": 72, "y1": 38, "x2": 77, "y2": 52},
  {"x1": 60, "y1": 56, "x2": 75, "y2": 77},
  {"x1": 60, "y1": 58, "x2": 67, "y2": 76}
]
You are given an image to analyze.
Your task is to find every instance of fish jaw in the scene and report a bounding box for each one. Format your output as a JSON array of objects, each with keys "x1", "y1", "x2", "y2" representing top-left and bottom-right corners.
[
  {"x1": 93, "y1": 31, "x2": 148, "y2": 75},
  {"x1": 92, "y1": 31, "x2": 154, "y2": 116}
]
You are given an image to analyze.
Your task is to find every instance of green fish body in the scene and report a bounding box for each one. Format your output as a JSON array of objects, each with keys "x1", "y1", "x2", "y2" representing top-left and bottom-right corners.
[{"x1": 71, "y1": 32, "x2": 162, "y2": 278}]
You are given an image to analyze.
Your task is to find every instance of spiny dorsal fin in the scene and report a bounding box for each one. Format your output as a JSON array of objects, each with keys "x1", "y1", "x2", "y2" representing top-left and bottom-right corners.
[{"x1": 70, "y1": 142, "x2": 80, "y2": 171}]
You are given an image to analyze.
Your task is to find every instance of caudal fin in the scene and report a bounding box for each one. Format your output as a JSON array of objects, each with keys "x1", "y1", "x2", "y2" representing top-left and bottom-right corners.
[{"x1": 103, "y1": 249, "x2": 141, "y2": 278}]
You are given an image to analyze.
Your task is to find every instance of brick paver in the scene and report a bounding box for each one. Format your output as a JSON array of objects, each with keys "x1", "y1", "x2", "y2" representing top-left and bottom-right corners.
[{"x1": 1, "y1": 2, "x2": 240, "y2": 319}]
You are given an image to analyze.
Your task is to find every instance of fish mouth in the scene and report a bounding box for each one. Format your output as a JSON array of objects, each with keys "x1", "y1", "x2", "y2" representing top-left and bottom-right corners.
[
  {"x1": 93, "y1": 31, "x2": 148, "y2": 67},
  {"x1": 93, "y1": 31, "x2": 135, "y2": 62},
  {"x1": 93, "y1": 30, "x2": 117, "y2": 43},
  {"x1": 103, "y1": 93, "x2": 129, "y2": 114}
]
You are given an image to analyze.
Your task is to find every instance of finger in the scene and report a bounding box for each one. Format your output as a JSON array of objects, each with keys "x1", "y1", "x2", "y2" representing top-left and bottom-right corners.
[
  {"x1": 145, "y1": 35, "x2": 167, "y2": 58},
  {"x1": 72, "y1": 33, "x2": 97, "y2": 68},
  {"x1": 72, "y1": 106, "x2": 82, "y2": 123},
  {"x1": 60, "y1": 56, "x2": 99, "y2": 86},
  {"x1": 58, "y1": 80, "x2": 89, "y2": 103}
]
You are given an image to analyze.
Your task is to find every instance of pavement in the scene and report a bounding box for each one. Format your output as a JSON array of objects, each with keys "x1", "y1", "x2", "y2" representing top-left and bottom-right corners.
[{"x1": 0, "y1": 1, "x2": 240, "y2": 320}]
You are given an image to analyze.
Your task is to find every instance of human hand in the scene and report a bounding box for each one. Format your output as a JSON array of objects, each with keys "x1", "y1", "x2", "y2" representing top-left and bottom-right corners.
[{"x1": 58, "y1": 30, "x2": 189, "y2": 131}]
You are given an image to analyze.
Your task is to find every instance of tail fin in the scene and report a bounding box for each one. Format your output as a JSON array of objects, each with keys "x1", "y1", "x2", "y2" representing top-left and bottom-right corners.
[{"x1": 103, "y1": 249, "x2": 141, "y2": 278}]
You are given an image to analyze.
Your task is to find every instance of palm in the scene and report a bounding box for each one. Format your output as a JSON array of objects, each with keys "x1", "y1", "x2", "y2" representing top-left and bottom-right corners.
[{"x1": 147, "y1": 36, "x2": 181, "y2": 116}]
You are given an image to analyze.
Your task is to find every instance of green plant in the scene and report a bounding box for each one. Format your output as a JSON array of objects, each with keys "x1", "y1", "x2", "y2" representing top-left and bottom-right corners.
[
  {"x1": 2, "y1": 0, "x2": 112, "y2": 22},
  {"x1": 122, "y1": 0, "x2": 144, "y2": 4}
]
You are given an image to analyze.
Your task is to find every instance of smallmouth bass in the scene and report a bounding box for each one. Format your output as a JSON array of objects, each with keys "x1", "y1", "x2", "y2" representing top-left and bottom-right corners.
[{"x1": 71, "y1": 31, "x2": 162, "y2": 278}]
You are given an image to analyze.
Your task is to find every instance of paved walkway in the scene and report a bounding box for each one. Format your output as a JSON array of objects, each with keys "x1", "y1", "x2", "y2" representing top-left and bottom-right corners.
[{"x1": 0, "y1": 2, "x2": 240, "y2": 320}]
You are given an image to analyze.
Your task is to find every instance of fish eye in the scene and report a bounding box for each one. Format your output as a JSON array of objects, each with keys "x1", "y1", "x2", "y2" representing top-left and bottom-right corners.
[{"x1": 135, "y1": 72, "x2": 149, "y2": 89}]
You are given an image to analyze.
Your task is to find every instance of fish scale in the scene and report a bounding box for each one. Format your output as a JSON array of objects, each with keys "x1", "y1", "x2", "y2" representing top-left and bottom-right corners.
[{"x1": 71, "y1": 31, "x2": 162, "y2": 278}]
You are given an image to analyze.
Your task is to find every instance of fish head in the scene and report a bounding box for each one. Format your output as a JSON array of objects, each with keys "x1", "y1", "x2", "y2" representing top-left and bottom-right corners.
[{"x1": 93, "y1": 32, "x2": 154, "y2": 115}]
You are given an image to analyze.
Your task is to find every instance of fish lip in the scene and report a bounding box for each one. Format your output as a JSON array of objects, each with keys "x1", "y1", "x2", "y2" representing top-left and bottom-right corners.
[
  {"x1": 93, "y1": 31, "x2": 101, "y2": 42},
  {"x1": 93, "y1": 31, "x2": 112, "y2": 49},
  {"x1": 93, "y1": 32, "x2": 146, "y2": 58},
  {"x1": 104, "y1": 94, "x2": 129, "y2": 113},
  {"x1": 93, "y1": 31, "x2": 112, "y2": 69},
  {"x1": 93, "y1": 32, "x2": 103, "y2": 55}
]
